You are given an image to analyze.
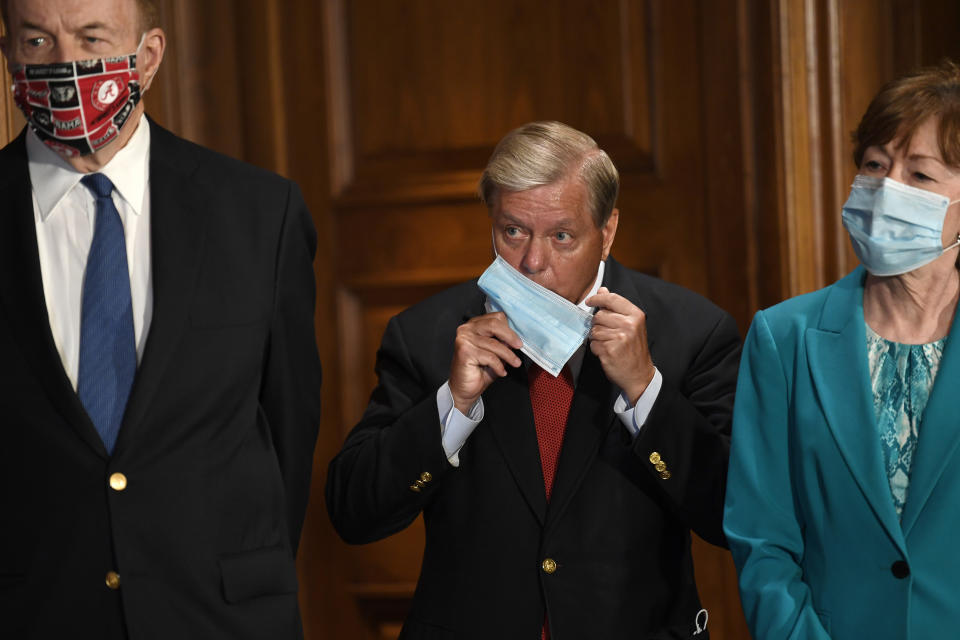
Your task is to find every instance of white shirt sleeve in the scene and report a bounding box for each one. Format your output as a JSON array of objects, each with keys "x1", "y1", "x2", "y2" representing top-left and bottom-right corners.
[
  {"x1": 437, "y1": 381, "x2": 484, "y2": 466},
  {"x1": 613, "y1": 367, "x2": 663, "y2": 438}
]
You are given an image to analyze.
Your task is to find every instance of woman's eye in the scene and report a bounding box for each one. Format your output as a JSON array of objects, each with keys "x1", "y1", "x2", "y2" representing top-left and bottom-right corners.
[
  {"x1": 913, "y1": 171, "x2": 933, "y2": 182},
  {"x1": 864, "y1": 160, "x2": 884, "y2": 171}
]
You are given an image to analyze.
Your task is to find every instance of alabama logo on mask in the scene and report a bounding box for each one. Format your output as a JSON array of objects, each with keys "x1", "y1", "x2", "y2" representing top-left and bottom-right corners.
[{"x1": 12, "y1": 53, "x2": 141, "y2": 157}]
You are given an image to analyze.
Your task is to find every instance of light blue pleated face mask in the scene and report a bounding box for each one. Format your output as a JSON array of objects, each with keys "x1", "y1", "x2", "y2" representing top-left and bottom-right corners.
[
  {"x1": 477, "y1": 247, "x2": 594, "y2": 377},
  {"x1": 841, "y1": 175, "x2": 960, "y2": 276}
]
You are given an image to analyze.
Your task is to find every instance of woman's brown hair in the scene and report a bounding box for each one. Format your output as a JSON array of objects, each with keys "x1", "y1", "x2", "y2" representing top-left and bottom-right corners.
[{"x1": 853, "y1": 59, "x2": 960, "y2": 168}]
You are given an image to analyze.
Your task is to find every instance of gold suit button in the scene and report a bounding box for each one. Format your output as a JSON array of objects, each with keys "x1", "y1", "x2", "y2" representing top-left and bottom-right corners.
[
  {"x1": 105, "y1": 571, "x2": 121, "y2": 590},
  {"x1": 420, "y1": 472, "x2": 432, "y2": 483},
  {"x1": 542, "y1": 558, "x2": 557, "y2": 574},
  {"x1": 660, "y1": 470, "x2": 672, "y2": 480},
  {"x1": 410, "y1": 484, "x2": 421, "y2": 493},
  {"x1": 109, "y1": 473, "x2": 127, "y2": 491},
  {"x1": 649, "y1": 452, "x2": 661, "y2": 465},
  {"x1": 655, "y1": 461, "x2": 667, "y2": 473}
]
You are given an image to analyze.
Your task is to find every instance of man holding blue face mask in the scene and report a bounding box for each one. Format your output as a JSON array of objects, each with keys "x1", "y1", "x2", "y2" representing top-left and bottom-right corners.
[{"x1": 327, "y1": 121, "x2": 741, "y2": 639}]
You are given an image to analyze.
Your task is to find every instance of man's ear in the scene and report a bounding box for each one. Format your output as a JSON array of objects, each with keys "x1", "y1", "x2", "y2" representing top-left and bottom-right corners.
[
  {"x1": 138, "y1": 27, "x2": 165, "y2": 92},
  {"x1": 600, "y1": 208, "x2": 619, "y2": 260}
]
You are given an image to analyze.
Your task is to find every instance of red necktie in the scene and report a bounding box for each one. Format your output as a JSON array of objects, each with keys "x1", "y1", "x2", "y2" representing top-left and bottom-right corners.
[
  {"x1": 529, "y1": 364, "x2": 574, "y2": 640},
  {"x1": 528, "y1": 364, "x2": 575, "y2": 501}
]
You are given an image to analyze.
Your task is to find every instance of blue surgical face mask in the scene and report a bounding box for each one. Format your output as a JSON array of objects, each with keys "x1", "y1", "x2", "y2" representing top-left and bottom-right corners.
[
  {"x1": 477, "y1": 253, "x2": 594, "y2": 377},
  {"x1": 841, "y1": 175, "x2": 960, "y2": 276}
]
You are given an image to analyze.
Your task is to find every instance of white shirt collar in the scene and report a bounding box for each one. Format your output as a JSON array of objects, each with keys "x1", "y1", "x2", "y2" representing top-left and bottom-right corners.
[
  {"x1": 27, "y1": 113, "x2": 151, "y2": 221},
  {"x1": 577, "y1": 260, "x2": 606, "y2": 311}
]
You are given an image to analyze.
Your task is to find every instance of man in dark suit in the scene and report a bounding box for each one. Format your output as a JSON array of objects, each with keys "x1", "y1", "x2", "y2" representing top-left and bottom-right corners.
[
  {"x1": 327, "y1": 121, "x2": 740, "y2": 638},
  {"x1": 0, "y1": 1, "x2": 321, "y2": 638}
]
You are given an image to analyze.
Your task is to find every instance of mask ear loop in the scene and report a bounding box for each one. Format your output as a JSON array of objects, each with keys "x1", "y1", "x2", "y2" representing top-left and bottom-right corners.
[
  {"x1": 135, "y1": 32, "x2": 164, "y2": 89},
  {"x1": 693, "y1": 609, "x2": 708, "y2": 635},
  {"x1": 943, "y1": 233, "x2": 960, "y2": 253},
  {"x1": 942, "y1": 199, "x2": 960, "y2": 254},
  {"x1": 491, "y1": 228, "x2": 500, "y2": 258}
]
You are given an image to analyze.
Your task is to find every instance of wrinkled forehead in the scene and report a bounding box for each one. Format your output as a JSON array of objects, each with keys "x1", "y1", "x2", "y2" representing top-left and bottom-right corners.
[
  {"x1": 4, "y1": 0, "x2": 141, "y2": 36},
  {"x1": 876, "y1": 115, "x2": 945, "y2": 161},
  {"x1": 494, "y1": 178, "x2": 592, "y2": 222}
]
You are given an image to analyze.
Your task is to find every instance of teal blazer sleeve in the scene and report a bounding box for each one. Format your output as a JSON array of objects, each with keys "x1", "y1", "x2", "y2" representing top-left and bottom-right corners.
[
  {"x1": 724, "y1": 310, "x2": 831, "y2": 639},
  {"x1": 724, "y1": 266, "x2": 960, "y2": 640}
]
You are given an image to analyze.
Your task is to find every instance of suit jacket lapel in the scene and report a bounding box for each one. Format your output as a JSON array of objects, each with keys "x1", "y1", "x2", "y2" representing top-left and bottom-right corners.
[
  {"x1": 545, "y1": 258, "x2": 643, "y2": 527},
  {"x1": 0, "y1": 132, "x2": 108, "y2": 457},
  {"x1": 900, "y1": 308, "x2": 960, "y2": 536},
  {"x1": 545, "y1": 350, "x2": 618, "y2": 530},
  {"x1": 485, "y1": 363, "x2": 549, "y2": 525},
  {"x1": 805, "y1": 267, "x2": 904, "y2": 550},
  {"x1": 480, "y1": 258, "x2": 653, "y2": 528},
  {"x1": 462, "y1": 290, "x2": 548, "y2": 524},
  {"x1": 112, "y1": 121, "x2": 208, "y2": 454}
]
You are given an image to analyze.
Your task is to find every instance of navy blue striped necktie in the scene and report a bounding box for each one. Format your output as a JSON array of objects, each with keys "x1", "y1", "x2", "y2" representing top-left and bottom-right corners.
[{"x1": 77, "y1": 173, "x2": 136, "y2": 454}]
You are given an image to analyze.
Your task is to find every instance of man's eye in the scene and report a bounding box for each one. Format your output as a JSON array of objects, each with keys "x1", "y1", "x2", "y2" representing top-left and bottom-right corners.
[
  {"x1": 555, "y1": 232, "x2": 570, "y2": 241},
  {"x1": 505, "y1": 227, "x2": 519, "y2": 237},
  {"x1": 26, "y1": 37, "x2": 47, "y2": 48},
  {"x1": 864, "y1": 160, "x2": 884, "y2": 171},
  {"x1": 85, "y1": 36, "x2": 101, "y2": 44},
  {"x1": 913, "y1": 171, "x2": 933, "y2": 182}
]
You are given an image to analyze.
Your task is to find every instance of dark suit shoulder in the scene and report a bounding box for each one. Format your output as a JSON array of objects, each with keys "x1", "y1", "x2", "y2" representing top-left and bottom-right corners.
[
  {"x1": 148, "y1": 118, "x2": 293, "y2": 196},
  {"x1": 392, "y1": 280, "x2": 484, "y2": 332},
  {"x1": 606, "y1": 258, "x2": 734, "y2": 330},
  {"x1": 0, "y1": 130, "x2": 28, "y2": 189}
]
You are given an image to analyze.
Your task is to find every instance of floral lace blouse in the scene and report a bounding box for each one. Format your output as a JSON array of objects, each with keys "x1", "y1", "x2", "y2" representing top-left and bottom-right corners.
[{"x1": 866, "y1": 323, "x2": 947, "y2": 519}]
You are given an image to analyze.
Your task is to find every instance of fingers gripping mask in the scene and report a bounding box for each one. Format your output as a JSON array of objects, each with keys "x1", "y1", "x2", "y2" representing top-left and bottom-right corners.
[{"x1": 11, "y1": 49, "x2": 142, "y2": 158}]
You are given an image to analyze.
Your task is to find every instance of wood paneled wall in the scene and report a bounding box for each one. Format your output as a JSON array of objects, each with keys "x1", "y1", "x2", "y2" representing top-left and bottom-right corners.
[
  {"x1": 2, "y1": 2, "x2": 959, "y2": 639},
  {"x1": 750, "y1": 0, "x2": 960, "y2": 305}
]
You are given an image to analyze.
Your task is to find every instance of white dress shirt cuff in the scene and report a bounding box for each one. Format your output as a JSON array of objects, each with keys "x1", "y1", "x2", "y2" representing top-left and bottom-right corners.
[
  {"x1": 613, "y1": 367, "x2": 663, "y2": 438},
  {"x1": 437, "y1": 381, "x2": 484, "y2": 466}
]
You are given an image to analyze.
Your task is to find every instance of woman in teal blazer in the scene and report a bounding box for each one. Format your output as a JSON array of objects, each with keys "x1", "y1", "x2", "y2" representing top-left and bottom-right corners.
[{"x1": 724, "y1": 61, "x2": 960, "y2": 639}]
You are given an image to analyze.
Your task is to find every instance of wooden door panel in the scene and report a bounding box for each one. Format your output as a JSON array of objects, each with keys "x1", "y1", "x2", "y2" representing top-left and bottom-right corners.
[{"x1": 329, "y1": 0, "x2": 653, "y2": 203}]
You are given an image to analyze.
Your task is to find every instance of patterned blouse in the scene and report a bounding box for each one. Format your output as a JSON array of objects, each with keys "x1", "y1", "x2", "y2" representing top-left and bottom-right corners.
[{"x1": 866, "y1": 323, "x2": 947, "y2": 519}]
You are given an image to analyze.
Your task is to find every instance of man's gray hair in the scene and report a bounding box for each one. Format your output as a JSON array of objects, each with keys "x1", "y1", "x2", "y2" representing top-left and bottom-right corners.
[{"x1": 478, "y1": 121, "x2": 620, "y2": 227}]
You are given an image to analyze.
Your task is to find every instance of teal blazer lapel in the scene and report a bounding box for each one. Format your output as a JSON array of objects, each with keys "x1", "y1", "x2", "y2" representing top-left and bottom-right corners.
[
  {"x1": 900, "y1": 307, "x2": 960, "y2": 536},
  {"x1": 805, "y1": 267, "x2": 905, "y2": 550}
]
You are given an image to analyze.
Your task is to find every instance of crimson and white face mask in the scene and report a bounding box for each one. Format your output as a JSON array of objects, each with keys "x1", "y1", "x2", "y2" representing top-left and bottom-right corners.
[{"x1": 11, "y1": 48, "x2": 141, "y2": 157}]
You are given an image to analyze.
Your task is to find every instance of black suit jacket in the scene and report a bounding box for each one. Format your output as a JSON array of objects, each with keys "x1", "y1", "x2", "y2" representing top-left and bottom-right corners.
[
  {"x1": 326, "y1": 258, "x2": 740, "y2": 639},
  {"x1": 0, "y1": 121, "x2": 322, "y2": 640}
]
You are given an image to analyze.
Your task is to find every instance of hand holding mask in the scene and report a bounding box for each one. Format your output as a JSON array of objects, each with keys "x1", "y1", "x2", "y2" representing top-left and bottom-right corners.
[{"x1": 478, "y1": 255, "x2": 594, "y2": 377}]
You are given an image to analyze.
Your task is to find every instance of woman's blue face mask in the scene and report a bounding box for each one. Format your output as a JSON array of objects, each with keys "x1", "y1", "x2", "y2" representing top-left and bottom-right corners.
[{"x1": 841, "y1": 175, "x2": 960, "y2": 276}]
